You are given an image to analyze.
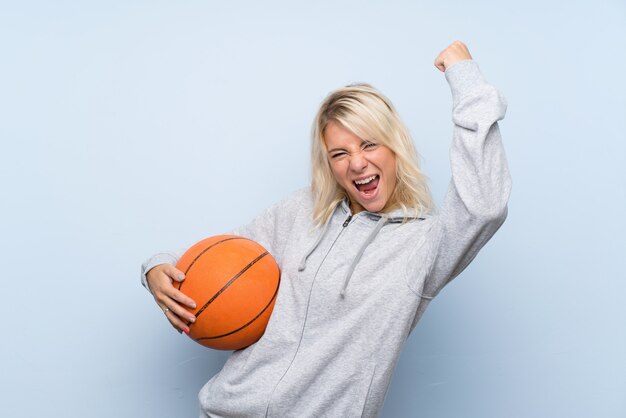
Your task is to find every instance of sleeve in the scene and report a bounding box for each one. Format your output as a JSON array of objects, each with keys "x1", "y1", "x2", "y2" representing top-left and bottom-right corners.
[
  {"x1": 139, "y1": 188, "x2": 309, "y2": 294},
  {"x1": 230, "y1": 188, "x2": 310, "y2": 267},
  {"x1": 420, "y1": 59, "x2": 512, "y2": 298},
  {"x1": 140, "y1": 250, "x2": 185, "y2": 294}
]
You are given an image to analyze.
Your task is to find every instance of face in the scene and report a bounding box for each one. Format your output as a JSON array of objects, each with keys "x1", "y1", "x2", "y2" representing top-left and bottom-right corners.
[{"x1": 324, "y1": 121, "x2": 397, "y2": 214}]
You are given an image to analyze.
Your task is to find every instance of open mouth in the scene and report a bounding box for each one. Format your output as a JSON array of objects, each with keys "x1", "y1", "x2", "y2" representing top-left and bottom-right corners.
[{"x1": 353, "y1": 175, "x2": 380, "y2": 196}]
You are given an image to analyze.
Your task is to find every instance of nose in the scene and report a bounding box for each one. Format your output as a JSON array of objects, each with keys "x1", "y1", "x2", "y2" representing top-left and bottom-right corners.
[{"x1": 349, "y1": 152, "x2": 368, "y2": 172}]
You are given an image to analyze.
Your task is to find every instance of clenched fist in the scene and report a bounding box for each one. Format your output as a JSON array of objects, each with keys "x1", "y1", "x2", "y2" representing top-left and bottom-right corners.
[{"x1": 434, "y1": 40, "x2": 473, "y2": 72}]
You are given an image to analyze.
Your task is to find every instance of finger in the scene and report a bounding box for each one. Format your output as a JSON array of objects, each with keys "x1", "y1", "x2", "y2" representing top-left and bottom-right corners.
[
  {"x1": 434, "y1": 55, "x2": 446, "y2": 72},
  {"x1": 164, "y1": 308, "x2": 191, "y2": 334},
  {"x1": 160, "y1": 300, "x2": 195, "y2": 332},
  {"x1": 159, "y1": 295, "x2": 197, "y2": 324},
  {"x1": 168, "y1": 287, "x2": 197, "y2": 310},
  {"x1": 159, "y1": 265, "x2": 196, "y2": 308},
  {"x1": 163, "y1": 264, "x2": 186, "y2": 283}
]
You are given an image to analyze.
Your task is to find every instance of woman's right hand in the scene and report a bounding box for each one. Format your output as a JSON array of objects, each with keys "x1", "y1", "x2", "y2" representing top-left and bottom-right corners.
[{"x1": 146, "y1": 264, "x2": 197, "y2": 334}]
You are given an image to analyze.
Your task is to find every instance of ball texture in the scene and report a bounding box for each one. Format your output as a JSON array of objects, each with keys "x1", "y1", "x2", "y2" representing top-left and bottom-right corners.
[{"x1": 175, "y1": 235, "x2": 280, "y2": 350}]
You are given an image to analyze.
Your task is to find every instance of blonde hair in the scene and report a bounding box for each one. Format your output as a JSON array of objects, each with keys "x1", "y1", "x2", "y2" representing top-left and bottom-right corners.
[{"x1": 311, "y1": 83, "x2": 434, "y2": 225}]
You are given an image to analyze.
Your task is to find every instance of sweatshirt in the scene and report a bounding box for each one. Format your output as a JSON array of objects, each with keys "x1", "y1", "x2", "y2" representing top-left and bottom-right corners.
[{"x1": 140, "y1": 59, "x2": 511, "y2": 418}]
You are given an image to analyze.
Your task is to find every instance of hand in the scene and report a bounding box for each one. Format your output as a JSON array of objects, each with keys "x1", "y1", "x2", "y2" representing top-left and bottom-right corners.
[
  {"x1": 434, "y1": 40, "x2": 473, "y2": 72},
  {"x1": 146, "y1": 264, "x2": 197, "y2": 334}
]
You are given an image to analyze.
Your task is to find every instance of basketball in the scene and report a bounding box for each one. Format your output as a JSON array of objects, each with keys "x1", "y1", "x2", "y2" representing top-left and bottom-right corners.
[{"x1": 175, "y1": 235, "x2": 281, "y2": 350}]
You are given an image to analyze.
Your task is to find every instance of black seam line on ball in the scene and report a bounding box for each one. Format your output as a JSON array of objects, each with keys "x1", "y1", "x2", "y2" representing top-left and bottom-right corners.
[
  {"x1": 177, "y1": 237, "x2": 251, "y2": 291},
  {"x1": 189, "y1": 251, "x2": 269, "y2": 324},
  {"x1": 195, "y1": 271, "x2": 281, "y2": 341}
]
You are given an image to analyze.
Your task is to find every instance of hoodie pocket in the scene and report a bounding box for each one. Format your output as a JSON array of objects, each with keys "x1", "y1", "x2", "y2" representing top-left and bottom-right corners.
[{"x1": 359, "y1": 364, "x2": 378, "y2": 418}]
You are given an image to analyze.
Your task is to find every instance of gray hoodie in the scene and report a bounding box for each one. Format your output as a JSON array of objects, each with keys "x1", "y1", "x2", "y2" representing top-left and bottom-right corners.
[{"x1": 141, "y1": 59, "x2": 511, "y2": 418}]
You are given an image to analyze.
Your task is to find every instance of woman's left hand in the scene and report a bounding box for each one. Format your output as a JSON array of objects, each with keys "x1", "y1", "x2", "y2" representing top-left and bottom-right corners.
[{"x1": 434, "y1": 40, "x2": 473, "y2": 72}]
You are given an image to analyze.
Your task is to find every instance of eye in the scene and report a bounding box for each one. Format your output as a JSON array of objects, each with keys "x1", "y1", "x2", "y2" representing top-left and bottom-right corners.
[
  {"x1": 363, "y1": 142, "x2": 379, "y2": 151},
  {"x1": 330, "y1": 151, "x2": 347, "y2": 159}
]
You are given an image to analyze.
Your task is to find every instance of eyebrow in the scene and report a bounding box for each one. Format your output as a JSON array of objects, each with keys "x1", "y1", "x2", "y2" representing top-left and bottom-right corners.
[{"x1": 326, "y1": 140, "x2": 373, "y2": 153}]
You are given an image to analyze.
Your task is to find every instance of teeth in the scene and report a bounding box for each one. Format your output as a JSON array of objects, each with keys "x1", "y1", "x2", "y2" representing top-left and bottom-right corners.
[{"x1": 354, "y1": 175, "x2": 377, "y2": 185}]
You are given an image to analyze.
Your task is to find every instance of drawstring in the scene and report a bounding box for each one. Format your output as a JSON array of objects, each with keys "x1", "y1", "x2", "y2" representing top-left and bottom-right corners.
[
  {"x1": 298, "y1": 206, "x2": 393, "y2": 297},
  {"x1": 340, "y1": 214, "x2": 388, "y2": 297},
  {"x1": 298, "y1": 217, "x2": 333, "y2": 271}
]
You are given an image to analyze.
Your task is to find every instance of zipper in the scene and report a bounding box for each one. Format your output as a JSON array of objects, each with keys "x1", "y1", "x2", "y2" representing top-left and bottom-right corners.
[{"x1": 265, "y1": 214, "x2": 351, "y2": 417}]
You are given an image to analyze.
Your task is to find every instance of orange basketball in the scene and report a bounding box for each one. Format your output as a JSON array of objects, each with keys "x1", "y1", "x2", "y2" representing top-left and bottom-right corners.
[{"x1": 175, "y1": 235, "x2": 280, "y2": 350}]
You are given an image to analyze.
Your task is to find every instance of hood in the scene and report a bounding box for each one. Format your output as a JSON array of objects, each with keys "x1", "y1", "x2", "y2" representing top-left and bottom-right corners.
[{"x1": 298, "y1": 198, "x2": 428, "y2": 297}]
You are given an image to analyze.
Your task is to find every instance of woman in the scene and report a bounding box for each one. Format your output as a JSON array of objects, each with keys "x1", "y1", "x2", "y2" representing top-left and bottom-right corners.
[{"x1": 141, "y1": 41, "x2": 511, "y2": 417}]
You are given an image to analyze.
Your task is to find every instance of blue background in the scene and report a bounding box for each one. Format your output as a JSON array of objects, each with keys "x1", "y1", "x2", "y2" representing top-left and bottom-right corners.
[{"x1": 1, "y1": 1, "x2": 624, "y2": 417}]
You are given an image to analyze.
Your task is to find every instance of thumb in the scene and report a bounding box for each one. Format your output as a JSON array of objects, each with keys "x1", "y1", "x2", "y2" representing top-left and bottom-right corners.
[
  {"x1": 434, "y1": 56, "x2": 446, "y2": 72},
  {"x1": 164, "y1": 264, "x2": 186, "y2": 282}
]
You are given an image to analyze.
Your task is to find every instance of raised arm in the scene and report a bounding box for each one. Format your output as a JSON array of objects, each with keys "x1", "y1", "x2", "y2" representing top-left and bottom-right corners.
[{"x1": 421, "y1": 41, "x2": 512, "y2": 297}]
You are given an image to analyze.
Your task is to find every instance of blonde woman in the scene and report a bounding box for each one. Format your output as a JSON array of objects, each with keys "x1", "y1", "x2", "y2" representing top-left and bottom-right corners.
[{"x1": 142, "y1": 41, "x2": 511, "y2": 417}]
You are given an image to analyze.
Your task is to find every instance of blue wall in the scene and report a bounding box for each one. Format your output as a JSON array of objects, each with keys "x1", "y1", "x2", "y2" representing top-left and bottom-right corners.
[{"x1": 1, "y1": 1, "x2": 624, "y2": 417}]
